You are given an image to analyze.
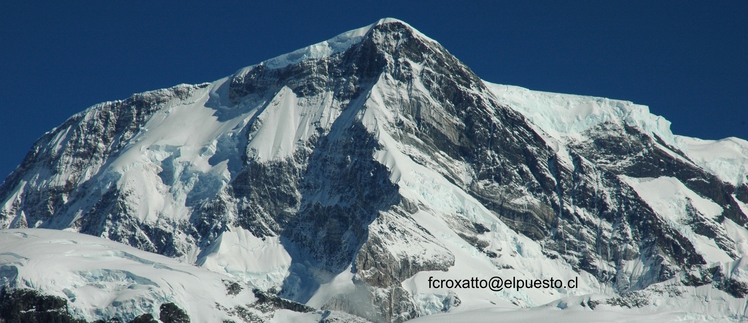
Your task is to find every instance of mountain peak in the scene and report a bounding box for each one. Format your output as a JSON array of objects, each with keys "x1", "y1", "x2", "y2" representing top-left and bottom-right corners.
[
  {"x1": 227, "y1": 17, "x2": 475, "y2": 103},
  {"x1": 234, "y1": 18, "x2": 434, "y2": 72},
  {"x1": 370, "y1": 17, "x2": 436, "y2": 41},
  {"x1": 373, "y1": 17, "x2": 406, "y2": 26}
]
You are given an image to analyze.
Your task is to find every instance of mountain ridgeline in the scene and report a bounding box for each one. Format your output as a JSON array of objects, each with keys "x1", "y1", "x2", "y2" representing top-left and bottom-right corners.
[{"x1": 2, "y1": 19, "x2": 747, "y2": 322}]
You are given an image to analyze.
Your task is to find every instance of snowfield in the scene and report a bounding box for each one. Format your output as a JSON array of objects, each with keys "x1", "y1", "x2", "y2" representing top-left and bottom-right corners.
[{"x1": 0, "y1": 228, "x2": 331, "y2": 322}]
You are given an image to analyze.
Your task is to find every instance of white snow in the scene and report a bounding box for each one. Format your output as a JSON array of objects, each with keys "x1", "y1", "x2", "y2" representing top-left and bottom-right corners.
[
  {"x1": 245, "y1": 86, "x2": 303, "y2": 161},
  {"x1": 485, "y1": 82, "x2": 748, "y2": 188},
  {"x1": 232, "y1": 17, "x2": 437, "y2": 75},
  {"x1": 484, "y1": 82, "x2": 677, "y2": 147},
  {"x1": 619, "y1": 175, "x2": 732, "y2": 263},
  {"x1": 408, "y1": 282, "x2": 748, "y2": 323},
  {"x1": 306, "y1": 265, "x2": 356, "y2": 308},
  {"x1": 619, "y1": 176, "x2": 723, "y2": 221},
  {"x1": 724, "y1": 219, "x2": 748, "y2": 258},
  {"x1": 676, "y1": 136, "x2": 748, "y2": 185},
  {"x1": 268, "y1": 310, "x2": 323, "y2": 323},
  {"x1": 198, "y1": 225, "x2": 292, "y2": 291},
  {"x1": 260, "y1": 24, "x2": 370, "y2": 70},
  {"x1": 0, "y1": 229, "x2": 258, "y2": 322},
  {"x1": 245, "y1": 86, "x2": 340, "y2": 162}
]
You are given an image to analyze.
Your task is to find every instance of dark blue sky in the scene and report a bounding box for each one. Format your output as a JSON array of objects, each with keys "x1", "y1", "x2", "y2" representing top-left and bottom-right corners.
[{"x1": 1, "y1": 1, "x2": 746, "y2": 181}]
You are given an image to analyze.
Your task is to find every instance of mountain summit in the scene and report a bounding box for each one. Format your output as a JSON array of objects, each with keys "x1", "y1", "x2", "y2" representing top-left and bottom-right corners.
[{"x1": 2, "y1": 18, "x2": 748, "y2": 322}]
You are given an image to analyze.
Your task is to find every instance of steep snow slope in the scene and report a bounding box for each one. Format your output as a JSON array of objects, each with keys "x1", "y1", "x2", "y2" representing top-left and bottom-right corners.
[
  {"x1": 486, "y1": 82, "x2": 748, "y2": 187},
  {"x1": 485, "y1": 83, "x2": 677, "y2": 145},
  {"x1": 676, "y1": 136, "x2": 748, "y2": 186},
  {"x1": 619, "y1": 175, "x2": 731, "y2": 264}
]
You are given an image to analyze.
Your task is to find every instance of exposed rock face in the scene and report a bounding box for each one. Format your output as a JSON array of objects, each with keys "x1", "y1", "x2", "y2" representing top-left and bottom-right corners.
[
  {"x1": 0, "y1": 288, "x2": 85, "y2": 323},
  {"x1": 2, "y1": 18, "x2": 748, "y2": 322}
]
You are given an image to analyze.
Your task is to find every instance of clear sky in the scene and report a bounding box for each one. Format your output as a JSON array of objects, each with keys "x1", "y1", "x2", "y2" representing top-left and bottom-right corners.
[{"x1": 1, "y1": 1, "x2": 746, "y2": 181}]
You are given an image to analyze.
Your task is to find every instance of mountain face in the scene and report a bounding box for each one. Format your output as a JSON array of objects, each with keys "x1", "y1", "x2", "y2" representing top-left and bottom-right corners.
[{"x1": 2, "y1": 18, "x2": 748, "y2": 322}]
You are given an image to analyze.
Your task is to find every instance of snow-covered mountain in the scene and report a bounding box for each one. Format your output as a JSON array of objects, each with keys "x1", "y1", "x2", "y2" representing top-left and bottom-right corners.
[{"x1": 2, "y1": 18, "x2": 748, "y2": 322}]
